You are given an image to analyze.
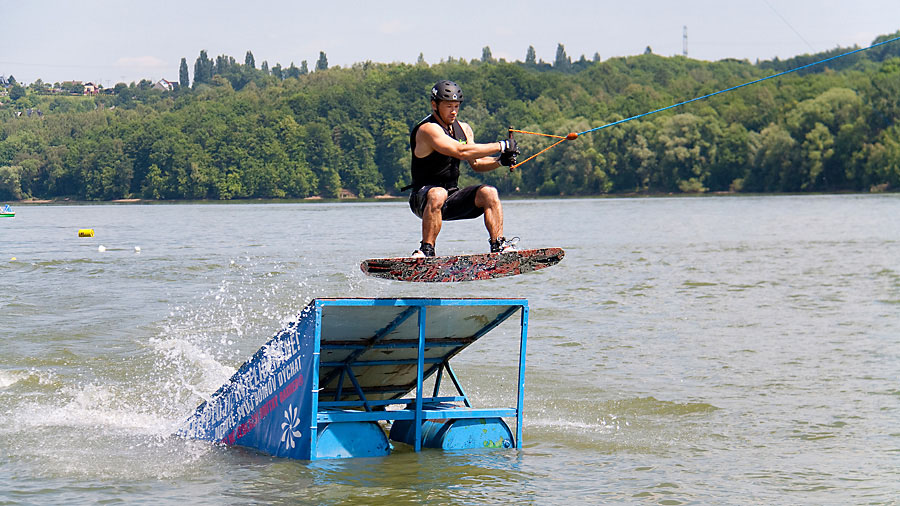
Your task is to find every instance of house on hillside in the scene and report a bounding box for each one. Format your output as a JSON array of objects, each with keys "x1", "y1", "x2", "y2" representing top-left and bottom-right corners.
[
  {"x1": 152, "y1": 79, "x2": 177, "y2": 91},
  {"x1": 83, "y1": 82, "x2": 100, "y2": 96}
]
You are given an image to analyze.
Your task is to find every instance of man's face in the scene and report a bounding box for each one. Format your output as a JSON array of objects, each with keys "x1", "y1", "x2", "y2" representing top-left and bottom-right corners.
[{"x1": 433, "y1": 100, "x2": 461, "y2": 124}]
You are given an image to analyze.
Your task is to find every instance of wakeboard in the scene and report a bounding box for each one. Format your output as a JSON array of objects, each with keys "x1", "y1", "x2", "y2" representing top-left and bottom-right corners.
[{"x1": 360, "y1": 247, "x2": 564, "y2": 282}]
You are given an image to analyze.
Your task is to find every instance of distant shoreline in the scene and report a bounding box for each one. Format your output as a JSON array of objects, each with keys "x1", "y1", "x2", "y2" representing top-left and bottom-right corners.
[{"x1": 8, "y1": 189, "x2": 896, "y2": 206}]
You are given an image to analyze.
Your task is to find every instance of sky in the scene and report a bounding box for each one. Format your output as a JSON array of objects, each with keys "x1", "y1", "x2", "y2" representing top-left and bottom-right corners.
[{"x1": 1, "y1": 0, "x2": 898, "y2": 86}]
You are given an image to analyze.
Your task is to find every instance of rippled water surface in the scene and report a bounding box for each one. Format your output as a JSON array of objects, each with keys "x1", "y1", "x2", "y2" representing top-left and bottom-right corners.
[{"x1": 1, "y1": 195, "x2": 898, "y2": 504}]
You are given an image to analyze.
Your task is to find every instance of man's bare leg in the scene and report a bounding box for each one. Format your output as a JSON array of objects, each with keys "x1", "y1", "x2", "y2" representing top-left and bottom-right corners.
[
  {"x1": 475, "y1": 185, "x2": 503, "y2": 241},
  {"x1": 421, "y1": 187, "x2": 448, "y2": 248}
]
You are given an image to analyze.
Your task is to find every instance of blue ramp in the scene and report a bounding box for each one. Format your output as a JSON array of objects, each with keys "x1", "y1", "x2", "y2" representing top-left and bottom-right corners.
[{"x1": 177, "y1": 298, "x2": 529, "y2": 460}]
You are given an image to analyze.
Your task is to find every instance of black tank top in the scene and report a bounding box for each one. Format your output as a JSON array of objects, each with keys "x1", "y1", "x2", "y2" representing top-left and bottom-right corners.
[{"x1": 408, "y1": 114, "x2": 468, "y2": 190}]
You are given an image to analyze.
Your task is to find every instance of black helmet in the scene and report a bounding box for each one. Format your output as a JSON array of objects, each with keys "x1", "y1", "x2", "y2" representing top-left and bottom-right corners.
[{"x1": 431, "y1": 80, "x2": 463, "y2": 102}]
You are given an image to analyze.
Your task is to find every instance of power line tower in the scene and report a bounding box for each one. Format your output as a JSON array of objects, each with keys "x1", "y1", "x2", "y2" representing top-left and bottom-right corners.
[{"x1": 683, "y1": 26, "x2": 688, "y2": 57}]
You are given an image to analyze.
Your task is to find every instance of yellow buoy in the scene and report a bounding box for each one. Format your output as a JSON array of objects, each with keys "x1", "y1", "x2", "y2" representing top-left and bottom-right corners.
[{"x1": 78, "y1": 229, "x2": 94, "y2": 237}]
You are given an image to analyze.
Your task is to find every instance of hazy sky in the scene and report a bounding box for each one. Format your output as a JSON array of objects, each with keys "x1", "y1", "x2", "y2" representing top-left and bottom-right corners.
[{"x1": 2, "y1": 0, "x2": 898, "y2": 86}]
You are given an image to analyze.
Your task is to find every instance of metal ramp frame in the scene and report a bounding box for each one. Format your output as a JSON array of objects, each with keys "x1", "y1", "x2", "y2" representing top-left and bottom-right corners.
[{"x1": 311, "y1": 298, "x2": 529, "y2": 454}]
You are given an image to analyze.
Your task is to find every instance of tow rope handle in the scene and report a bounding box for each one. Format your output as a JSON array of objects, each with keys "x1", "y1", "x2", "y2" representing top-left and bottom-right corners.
[{"x1": 508, "y1": 127, "x2": 515, "y2": 172}]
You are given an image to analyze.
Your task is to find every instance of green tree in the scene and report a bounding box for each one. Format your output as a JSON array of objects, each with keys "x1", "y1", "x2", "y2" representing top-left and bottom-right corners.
[
  {"x1": 0, "y1": 165, "x2": 24, "y2": 200},
  {"x1": 786, "y1": 87, "x2": 862, "y2": 137},
  {"x1": 320, "y1": 167, "x2": 341, "y2": 198},
  {"x1": 141, "y1": 163, "x2": 165, "y2": 199},
  {"x1": 316, "y1": 51, "x2": 328, "y2": 71},
  {"x1": 300, "y1": 60, "x2": 308, "y2": 75},
  {"x1": 304, "y1": 122, "x2": 341, "y2": 195},
  {"x1": 179, "y1": 58, "x2": 190, "y2": 88},
  {"x1": 113, "y1": 82, "x2": 128, "y2": 96},
  {"x1": 554, "y1": 43, "x2": 571, "y2": 70},
  {"x1": 275, "y1": 117, "x2": 316, "y2": 196},
  {"x1": 866, "y1": 57, "x2": 900, "y2": 131},
  {"x1": 29, "y1": 79, "x2": 47, "y2": 93},
  {"x1": 334, "y1": 124, "x2": 383, "y2": 197},
  {"x1": 245, "y1": 50, "x2": 256, "y2": 69},
  {"x1": 193, "y1": 50, "x2": 213, "y2": 87},
  {"x1": 550, "y1": 127, "x2": 611, "y2": 193},
  {"x1": 214, "y1": 55, "x2": 236, "y2": 76},
  {"x1": 655, "y1": 113, "x2": 720, "y2": 192},
  {"x1": 525, "y1": 45, "x2": 536, "y2": 65},
  {"x1": 482, "y1": 46, "x2": 493, "y2": 63},
  {"x1": 75, "y1": 138, "x2": 134, "y2": 200},
  {"x1": 797, "y1": 122, "x2": 835, "y2": 190},
  {"x1": 709, "y1": 122, "x2": 750, "y2": 191},
  {"x1": 833, "y1": 118, "x2": 868, "y2": 188},
  {"x1": 747, "y1": 124, "x2": 797, "y2": 192},
  {"x1": 860, "y1": 125, "x2": 900, "y2": 189},
  {"x1": 9, "y1": 84, "x2": 26, "y2": 101},
  {"x1": 867, "y1": 30, "x2": 900, "y2": 62}
]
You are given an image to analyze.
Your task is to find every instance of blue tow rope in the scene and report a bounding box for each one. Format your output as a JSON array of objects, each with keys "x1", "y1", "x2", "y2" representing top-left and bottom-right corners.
[{"x1": 577, "y1": 34, "x2": 900, "y2": 136}]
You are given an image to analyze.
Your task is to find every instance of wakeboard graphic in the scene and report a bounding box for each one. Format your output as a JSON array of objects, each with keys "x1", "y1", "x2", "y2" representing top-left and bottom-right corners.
[{"x1": 360, "y1": 247, "x2": 565, "y2": 282}]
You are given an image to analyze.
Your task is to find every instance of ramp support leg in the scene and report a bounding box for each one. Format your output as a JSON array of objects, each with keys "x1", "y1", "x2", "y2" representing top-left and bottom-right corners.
[
  {"x1": 516, "y1": 305, "x2": 529, "y2": 448},
  {"x1": 414, "y1": 305, "x2": 427, "y2": 451}
]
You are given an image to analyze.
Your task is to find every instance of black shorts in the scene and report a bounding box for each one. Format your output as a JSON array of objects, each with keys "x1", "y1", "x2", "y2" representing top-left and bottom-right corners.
[{"x1": 409, "y1": 184, "x2": 486, "y2": 221}]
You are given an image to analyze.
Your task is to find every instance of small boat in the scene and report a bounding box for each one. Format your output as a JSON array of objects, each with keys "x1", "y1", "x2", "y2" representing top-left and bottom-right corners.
[{"x1": 1, "y1": 204, "x2": 14, "y2": 217}]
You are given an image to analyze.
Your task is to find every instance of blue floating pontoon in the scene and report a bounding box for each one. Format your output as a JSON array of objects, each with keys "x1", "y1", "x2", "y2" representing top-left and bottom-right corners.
[{"x1": 177, "y1": 298, "x2": 529, "y2": 460}]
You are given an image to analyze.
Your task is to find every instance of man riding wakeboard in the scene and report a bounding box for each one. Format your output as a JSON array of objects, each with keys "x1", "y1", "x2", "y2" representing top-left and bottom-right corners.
[{"x1": 404, "y1": 80, "x2": 520, "y2": 258}]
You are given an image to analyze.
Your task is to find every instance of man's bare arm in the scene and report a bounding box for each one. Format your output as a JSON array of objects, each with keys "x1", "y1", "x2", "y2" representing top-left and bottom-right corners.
[
  {"x1": 461, "y1": 123, "x2": 502, "y2": 172},
  {"x1": 416, "y1": 122, "x2": 502, "y2": 162}
]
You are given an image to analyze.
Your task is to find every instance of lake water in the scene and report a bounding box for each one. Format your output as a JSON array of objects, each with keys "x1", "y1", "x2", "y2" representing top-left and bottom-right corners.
[{"x1": 1, "y1": 195, "x2": 898, "y2": 504}]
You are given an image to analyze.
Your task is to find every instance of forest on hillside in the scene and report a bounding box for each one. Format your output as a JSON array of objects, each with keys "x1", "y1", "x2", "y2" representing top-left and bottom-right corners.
[{"x1": 1, "y1": 34, "x2": 899, "y2": 201}]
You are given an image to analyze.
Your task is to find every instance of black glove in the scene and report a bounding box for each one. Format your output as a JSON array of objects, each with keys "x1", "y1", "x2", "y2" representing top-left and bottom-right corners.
[
  {"x1": 499, "y1": 150, "x2": 517, "y2": 167},
  {"x1": 499, "y1": 138, "x2": 518, "y2": 154}
]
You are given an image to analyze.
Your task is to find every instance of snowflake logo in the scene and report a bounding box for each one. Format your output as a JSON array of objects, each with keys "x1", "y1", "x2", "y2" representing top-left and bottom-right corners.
[{"x1": 281, "y1": 404, "x2": 302, "y2": 449}]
